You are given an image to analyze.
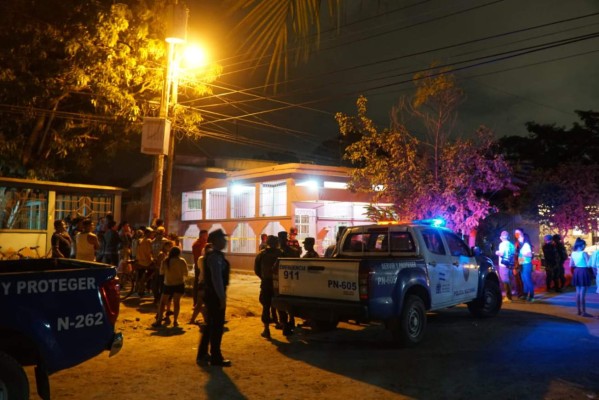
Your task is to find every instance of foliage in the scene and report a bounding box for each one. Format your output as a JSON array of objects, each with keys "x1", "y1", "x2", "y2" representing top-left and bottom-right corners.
[
  {"x1": 336, "y1": 76, "x2": 513, "y2": 234},
  {"x1": 224, "y1": 0, "x2": 341, "y2": 89},
  {"x1": 521, "y1": 163, "x2": 599, "y2": 236},
  {"x1": 0, "y1": 0, "x2": 221, "y2": 180},
  {"x1": 498, "y1": 111, "x2": 599, "y2": 235}
]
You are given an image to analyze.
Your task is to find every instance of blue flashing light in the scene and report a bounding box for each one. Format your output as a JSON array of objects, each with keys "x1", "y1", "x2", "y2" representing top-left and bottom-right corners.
[{"x1": 412, "y1": 218, "x2": 446, "y2": 227}]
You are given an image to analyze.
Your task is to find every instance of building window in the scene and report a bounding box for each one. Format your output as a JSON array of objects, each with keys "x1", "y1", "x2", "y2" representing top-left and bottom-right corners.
[
  {"x1": 0, "y1": 187, "x2": 48, "y2": 230},
  {"x1": 231, "y1": 222, "x2": 256, "y2": 253},
  {"x1": 231, "y1": 184, "x2": 255, "y2": 219},
  {"x1": 260, "y1": 180, "x2": 286, "y2": 217},
  {"x1": 294, "y1": 208, "x2": 316, "y2": 243},
  {"x1": 206, "y1": 188, "x2": 227, "y2": 219},
  {"x1": 55, "y1": 194, "x2": 113, "y2": 224},
  {"x1": 181, "y1": 191, "x2": 203, "y2": 221}
]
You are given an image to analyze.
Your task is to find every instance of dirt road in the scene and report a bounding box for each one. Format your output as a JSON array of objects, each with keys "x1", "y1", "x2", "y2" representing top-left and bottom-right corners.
[{"x1": 28, "y1": 273, "x2": 599, "y2": 399}]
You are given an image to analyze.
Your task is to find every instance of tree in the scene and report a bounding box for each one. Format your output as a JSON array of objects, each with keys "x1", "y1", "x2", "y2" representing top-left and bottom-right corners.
[
  {"x1": 498, "y1": 111, "x2": 599, "y2": 236},
  {"x1": 0, "y1": 0, "x2": 221, "y2": 181},
  {"x1": 224, "y1": 0, "x2": 341, "y2": 88},
  {"x1": 335, "y1": 73, "x2": 513, "y2": 234}
]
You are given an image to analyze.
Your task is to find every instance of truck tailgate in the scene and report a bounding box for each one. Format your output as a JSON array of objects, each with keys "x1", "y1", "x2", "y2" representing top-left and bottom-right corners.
[{"x1": 277, "y1": 258, "x2": 360, "y2": 302}]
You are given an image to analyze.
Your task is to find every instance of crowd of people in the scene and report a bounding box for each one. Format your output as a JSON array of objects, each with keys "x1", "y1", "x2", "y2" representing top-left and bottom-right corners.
[{"x1": 495, "y1": 228, "x2": 598, "y2": 317}]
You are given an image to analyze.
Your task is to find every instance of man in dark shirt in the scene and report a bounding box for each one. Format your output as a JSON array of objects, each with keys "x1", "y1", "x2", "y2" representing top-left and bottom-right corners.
[
  {"x1": 254, "y1": 235, "x2": 281, "y2": 339},
  {"x1": 51, "y1": 220, "x2": 72, "y2": 258},
  {"x1": 197, "y1": 229, "x2": 231, "y2": 367},
  {"x1": 542, "y1": 234, "x2": 560, "y2": 292}
]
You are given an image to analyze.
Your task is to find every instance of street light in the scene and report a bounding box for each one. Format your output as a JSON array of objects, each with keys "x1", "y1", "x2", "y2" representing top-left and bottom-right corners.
[
  {"x1": 162, "y1": 44, "x2": 209, "y2": 231},
  {"x1": 142, "y1": 1, "x2": 188, "y2": 227}
]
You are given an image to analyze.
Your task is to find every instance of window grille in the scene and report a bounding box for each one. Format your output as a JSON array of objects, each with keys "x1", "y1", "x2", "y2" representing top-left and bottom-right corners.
[
  {"x1": 206, "y1": 188, "x2": 227, "y2": 219},
  {"x1": 231, "y1": 186, "x2": 255, "y2": 219},
  {"x1": 54, "y1": 194, "x2": 113, "y2": 223},
  {"x1": 182, "y1": 191, "x2": 203, "y2": 221},
  {"x1": 259, "y1": 181, "x2": 286, "y2": 217}
]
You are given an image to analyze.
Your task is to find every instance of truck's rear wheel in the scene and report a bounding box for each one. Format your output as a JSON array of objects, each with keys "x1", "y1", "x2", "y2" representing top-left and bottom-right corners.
[
  {"x1": 0, "y1": 352, "x2": 29, "y2": 400},
  {"x1": 391, "y1": 295, "x2": 426, "y2": 346},
  {"x1": 467, "y1": 280, "x2": 502, "y2": 318}
]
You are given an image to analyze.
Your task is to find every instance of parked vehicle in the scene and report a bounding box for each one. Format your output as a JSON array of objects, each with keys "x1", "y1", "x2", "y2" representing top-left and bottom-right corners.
[
  {"x1": 272, "y1": 220, "x2": 502, "y2": 346},
  {"x1": 0, "y1": 258, "x2": 123, "y2": 400}
]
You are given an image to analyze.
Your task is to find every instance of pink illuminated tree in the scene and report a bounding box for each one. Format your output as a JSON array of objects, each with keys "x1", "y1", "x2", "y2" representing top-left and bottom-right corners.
[{"x1": 336, "y1": 70, "x2": 513, "y2": 234}]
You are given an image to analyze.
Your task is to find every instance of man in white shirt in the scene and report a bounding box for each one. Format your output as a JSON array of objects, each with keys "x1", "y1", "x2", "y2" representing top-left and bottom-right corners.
[{"x1": 495, "y1": 230, "x2": 515, "y2": 302}]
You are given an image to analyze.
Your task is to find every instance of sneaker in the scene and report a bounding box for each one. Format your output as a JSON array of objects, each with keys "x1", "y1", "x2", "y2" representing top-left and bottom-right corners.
[
  {"x1": 502, "y1": 297, "x2": 512, "y2": 303},
  {"x1": 210, "y1": 358, "x2": 232, "y2": 367}
]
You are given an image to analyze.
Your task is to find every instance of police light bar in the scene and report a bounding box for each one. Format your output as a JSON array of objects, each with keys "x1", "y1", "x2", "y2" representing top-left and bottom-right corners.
[
  {"x1": 377, "y1": 220, "x2": 399, "y2": 225},
  {"x1": 412, "y1": 218, "x2": 446, "y2": 227}
]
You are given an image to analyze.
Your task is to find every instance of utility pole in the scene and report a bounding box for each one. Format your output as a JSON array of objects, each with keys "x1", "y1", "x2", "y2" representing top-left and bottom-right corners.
[{"x1": 143, "y1": 1, "x2": 188, "y2": 228}]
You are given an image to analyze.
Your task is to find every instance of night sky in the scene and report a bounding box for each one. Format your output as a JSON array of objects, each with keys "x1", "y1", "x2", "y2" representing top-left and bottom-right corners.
[{"x1": 182, "y1": 0, "x2": 599, "y2": 164}]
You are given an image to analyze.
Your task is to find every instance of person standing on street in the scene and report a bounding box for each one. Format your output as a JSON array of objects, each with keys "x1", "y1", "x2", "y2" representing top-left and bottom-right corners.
[
  {"x1": 570, "y1": 238, "x2": 593, "y2": 317},
  {"x1": 517, "y1": 231, "x2": 535, "y2": 302},
  {"x1": 75, "y1": 219, "x2": 99, "y2": 261},
  {"x1": 254, "y1": 235, "x2": 281, "y2": 340},
  {"x1": 495, "y1": 230, "x2": 515, "y2": 302},
  {"x1": 191, "y1": 230, "x2": 208, "y2": 308},
  {"x1": 513, "y1": 228, "x2": 525, "y2": 299},
  {"x1": 51, "y1": 219, "x2": 72, "y2": 258},
  {"x1": 542, "y1": 234, "x2": 561, "y2": 292},
  {"x1": 553, "y1": 234, "x2": 568, "y2": 289},
  {"x1": 197, "y1": 229, "x2": 232, "y2": 367},
  {"x1": 277, "y1": 230, "x2": 300, "y2": 335},
  {"x1": 302, "y1": 237, "x2": 319, "y2": 258}
]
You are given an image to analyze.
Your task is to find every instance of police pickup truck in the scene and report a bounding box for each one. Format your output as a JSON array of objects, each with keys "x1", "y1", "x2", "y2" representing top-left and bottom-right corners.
[
  {"x1": 0, "y1": 258, "x2": 123, "y2": 400},
  {"x1": 272, "y1": 220, "x2": 501, "y2": 346}
]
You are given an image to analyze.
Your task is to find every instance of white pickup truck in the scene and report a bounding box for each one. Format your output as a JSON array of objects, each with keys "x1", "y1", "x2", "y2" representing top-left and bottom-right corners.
[{"x1": 272, "y1": 220, "x2": 502, "y2": 346}]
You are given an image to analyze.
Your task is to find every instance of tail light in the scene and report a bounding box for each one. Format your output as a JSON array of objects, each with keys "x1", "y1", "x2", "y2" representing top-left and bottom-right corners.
[
  {"x1": 358, "y1": 263, "x2": 371, "y2": 301},
  {"x1": 100, "y1": 278, "x2": 120, "y2": 325}
]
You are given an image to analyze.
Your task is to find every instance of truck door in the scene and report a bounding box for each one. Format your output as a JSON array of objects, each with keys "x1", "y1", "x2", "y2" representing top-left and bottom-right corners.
[
  {"x1": 420, "y1": 229, "x2": 453, "y2": 308},
  {"x1": 442, "y1": 231, "x2": 478, "y2": 303}
]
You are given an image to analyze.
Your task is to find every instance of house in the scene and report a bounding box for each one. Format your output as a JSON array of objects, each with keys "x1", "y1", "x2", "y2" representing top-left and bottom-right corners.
[{"x1": 175, "y1": 162, "x2": 380, "y2": 270}]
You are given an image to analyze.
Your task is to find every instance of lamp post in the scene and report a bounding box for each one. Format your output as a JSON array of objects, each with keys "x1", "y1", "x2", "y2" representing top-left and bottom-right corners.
[{"x1": 144, "y1": 1, "x2": 188, "y2": 227}]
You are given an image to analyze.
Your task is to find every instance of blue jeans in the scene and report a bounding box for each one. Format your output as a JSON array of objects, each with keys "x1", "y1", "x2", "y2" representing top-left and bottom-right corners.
[{"x1": 521, "y1": 262, "x2": 534, "y2": 299}]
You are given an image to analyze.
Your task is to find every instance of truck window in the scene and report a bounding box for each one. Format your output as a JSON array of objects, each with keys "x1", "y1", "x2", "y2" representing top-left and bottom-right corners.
[
  {"x1": 443, "y1": 231, "x2": 471, "y2": 257},
  {"x1": 390, "y1": 232, "x2": 415, "y2": 252},
  {"x1": 342, "y1": 233, "x2": 370, "y2": 253},
  {"x1": 421, "y1": 229, "x2": 445, "y2": 255}
]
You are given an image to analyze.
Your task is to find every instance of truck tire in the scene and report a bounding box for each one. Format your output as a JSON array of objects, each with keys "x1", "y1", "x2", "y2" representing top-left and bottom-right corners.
[
  {"x1": 467, "y1": 280, "x2": 502, "y2": 318},
  {"x1": 0, "y1": 352, "x2": 29, "y2": 400},
  {"x1": 391, "y1": 295, "x2": 427, "y2": 346}
]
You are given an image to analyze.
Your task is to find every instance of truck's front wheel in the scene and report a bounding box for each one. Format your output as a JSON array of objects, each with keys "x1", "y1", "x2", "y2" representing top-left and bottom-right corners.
[
  {"x1": 0, "y1": 352, "x2": 29, "y2": 400},
  {"x1": 391, "y1": 295, "x2": 427, "y2": 346},
  {"x1": 467, "y1": 280, "x2": 502, "y2": 318}
]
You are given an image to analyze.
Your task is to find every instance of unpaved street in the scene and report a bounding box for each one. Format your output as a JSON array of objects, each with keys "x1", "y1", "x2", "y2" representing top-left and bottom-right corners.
[{"x1": 27, "y1": 273, "x2": 599, "y2": 399}]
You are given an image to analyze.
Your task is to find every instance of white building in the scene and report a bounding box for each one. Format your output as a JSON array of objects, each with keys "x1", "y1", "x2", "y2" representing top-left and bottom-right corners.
[{"x1": 178, "y1": 163, "x2": 381, "y2": 270}]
